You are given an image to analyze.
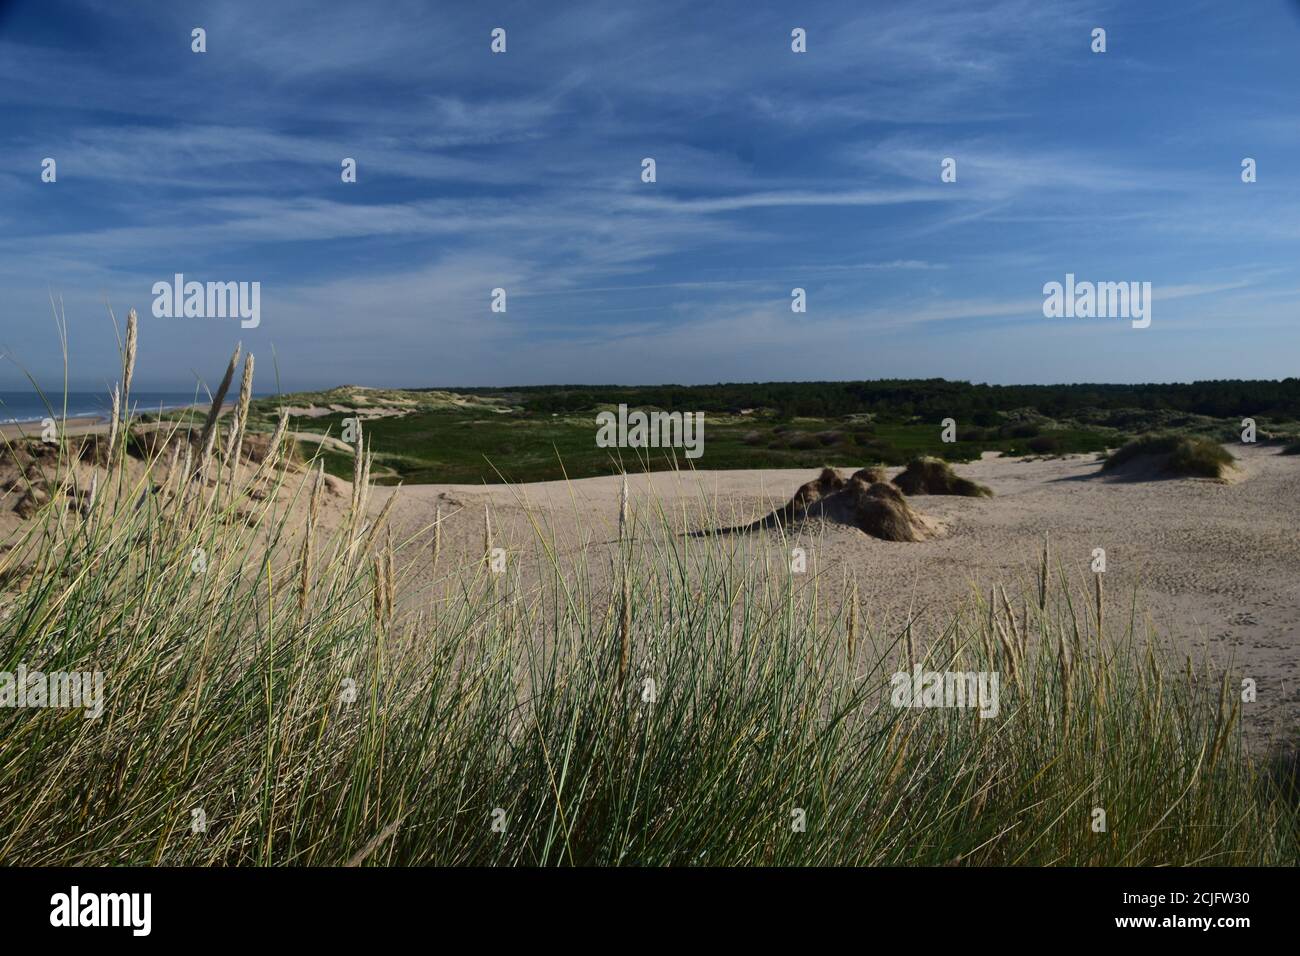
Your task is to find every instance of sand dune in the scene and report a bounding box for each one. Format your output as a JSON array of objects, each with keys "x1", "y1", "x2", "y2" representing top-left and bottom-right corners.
[
  {"x1": 374, "y1": 444, "x2": 1298, "y2": 745},
  {"x1": 4, "y1": 432, "x2": 1295, "y2": 745}
]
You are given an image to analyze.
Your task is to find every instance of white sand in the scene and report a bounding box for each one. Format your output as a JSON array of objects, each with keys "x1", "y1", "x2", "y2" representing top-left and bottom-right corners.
[{"x1": 376, "y1": 444, "x2": 1299, "y2": 745}]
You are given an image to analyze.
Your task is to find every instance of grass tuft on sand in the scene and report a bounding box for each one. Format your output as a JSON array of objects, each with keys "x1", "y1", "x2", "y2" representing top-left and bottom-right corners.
[
  {"x1": 892, "y1": 457, "x2": 993, "y2": 497},
  {"x1": 850, "y1": 478, "x2": 927, "y2": 542},
  {"x1": 756, "y1": 466, "x2": 929, "y2": 541},
  {"x1": 1103, "y1": 434, "x2": 1236, "y2": 479}
]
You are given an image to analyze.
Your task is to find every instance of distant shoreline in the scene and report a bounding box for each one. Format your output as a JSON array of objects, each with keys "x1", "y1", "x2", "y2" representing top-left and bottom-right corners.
[
  {"x1": 0, "y1": 402, "x2": 221, "y2": 441},
  {"x1": 0, "y1": 394, "x2": 208, "y2": 429},
  {"x1": 0, "y1": 404, "x2": 190, "y2": 427},
  {"x1": 0, "y1": 416, "x2": 106, "y2": 441}
]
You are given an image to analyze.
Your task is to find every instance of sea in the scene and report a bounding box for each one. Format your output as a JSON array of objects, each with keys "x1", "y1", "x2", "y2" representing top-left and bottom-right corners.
[{"x1": 0, "y1": 391, "x2": 203, "y2": 424}]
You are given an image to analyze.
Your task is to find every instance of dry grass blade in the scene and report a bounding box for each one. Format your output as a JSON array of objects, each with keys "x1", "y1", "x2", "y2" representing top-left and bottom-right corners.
[
  {"x1": 122, "y1": 308, "x2": 137, "y2": 400},
  {"x1": 199, "y1": 343, "x2": 242, "y2": 474},
  {"x1": 345, "y1": 819, "x2": 402, "y2": 867}
]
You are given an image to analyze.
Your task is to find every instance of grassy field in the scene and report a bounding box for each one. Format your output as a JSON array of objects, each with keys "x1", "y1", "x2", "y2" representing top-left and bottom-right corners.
[
  {"x1": 294, "y1": 407, "x2": 1121, "y2": 485},
  {"x1": 182, "y1": 386, "x2": 1125, "y2": 486},
  {"x1": 142, "y1": 379, "x2": 1298, "y2": 486}
]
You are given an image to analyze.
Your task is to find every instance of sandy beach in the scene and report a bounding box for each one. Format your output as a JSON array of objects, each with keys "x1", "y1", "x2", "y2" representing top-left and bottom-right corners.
[
  {"x1": 0, "y1": 417, "x2": 105, "y2": 441},
  {"x1": 3, "y1": 427, "x2": 1295, "y2": 746},
  {"x1": 372, "y1": 444, "x2": 1299, "y2": 745},
  {"x1": 0, "y1": 401, "x2": 237, "y2": 442}
]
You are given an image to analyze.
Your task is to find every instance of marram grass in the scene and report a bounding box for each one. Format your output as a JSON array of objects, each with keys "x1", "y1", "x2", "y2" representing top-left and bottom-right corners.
[{"x1": 0, "y1": 352, "x2": 1295, "y2": 866}]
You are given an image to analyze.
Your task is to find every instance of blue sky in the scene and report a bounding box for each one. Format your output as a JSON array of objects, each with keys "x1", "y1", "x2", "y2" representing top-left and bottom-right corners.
[{"x1": 1, "y1": 0, "x2": 1299, "y2": 391}]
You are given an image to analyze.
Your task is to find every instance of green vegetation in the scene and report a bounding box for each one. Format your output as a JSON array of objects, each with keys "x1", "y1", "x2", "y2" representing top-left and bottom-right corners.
[
  {"x1": 219, "y1": 391, "x2": 1117, "y2": 486},
  {"x1": 464, "y1": 378, "x2": 1300, "y2": 422},
  {"x1": 145, "y1": 377, "x2": 1294, "y2": 486},
  {"x1": 1103, "y1": 435, "x2": 1237, "y2": 480},
  {"x1": 295, "y1": 409, "x2": 1108, "y2": 485}
]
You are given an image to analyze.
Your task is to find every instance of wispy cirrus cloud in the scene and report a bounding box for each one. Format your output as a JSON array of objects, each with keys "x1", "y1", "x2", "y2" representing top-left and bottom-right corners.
[{"x1": 0, "y1": 0, "x2": 1296, "y2": 389}]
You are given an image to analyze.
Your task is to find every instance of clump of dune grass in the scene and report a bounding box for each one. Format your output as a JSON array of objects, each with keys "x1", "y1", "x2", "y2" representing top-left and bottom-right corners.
[
  {"x1": 850, "y1": 479, "x2": 926, "y2": 542},
  {"x1": 892, "y1": 456, "x2": 992, "y2": 497},
  {"x1": 736, "y1": 467, "x2": 929, "y2": 541},
  {"x1": 851, "y1": 465, "x2": 888, "y2": 485},
  {"x1": 1103, "y1": 434, "x2": 1236, "y2": 479},
  {"x1": 1281, "y1": 440, "x2": 1300, "y2": 456},
  {"x1": 795, "y1": 464, "x2": 845, "y2": 506},
  {"x1": 0, "y1": 328, "x2": 1294, "y2": 866},
  {"x1": 769, "y1": 465, "x2": 845, "y2": 525}
]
